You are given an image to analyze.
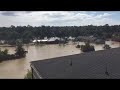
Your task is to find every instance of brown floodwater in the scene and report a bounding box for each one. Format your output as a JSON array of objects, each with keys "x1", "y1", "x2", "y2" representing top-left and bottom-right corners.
[{"x1": 0, "y1": 41, "x2": 120, "y2": 79}]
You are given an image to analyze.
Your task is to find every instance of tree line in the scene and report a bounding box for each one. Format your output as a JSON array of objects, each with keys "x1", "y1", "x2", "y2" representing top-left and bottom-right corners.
[{"x1": 0, "y1": 24, "x2": 120, "y2": 44}]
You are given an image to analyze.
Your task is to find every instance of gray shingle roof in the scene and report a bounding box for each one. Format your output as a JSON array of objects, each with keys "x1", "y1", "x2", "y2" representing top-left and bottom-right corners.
[{"x1": 31, "y1": 47, "x2": 120, "y2": 79}]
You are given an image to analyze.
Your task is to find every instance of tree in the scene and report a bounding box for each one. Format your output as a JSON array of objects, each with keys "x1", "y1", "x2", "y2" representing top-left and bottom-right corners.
[
  {"x1": 15, "y1": 40, "x2": 26, "y2": 57},
  {"x1": 103, "y1": 44, "x2": 111, "y2": 50},
  {"x1": 0, "y1": 24, "x2": 120, "y2": 44},
  {"x1": 22, "y1": 30, "x2": 33, "y2": 44},
  {"x1": 0, "y1": 48, "x2": 8, "y2": 55},
  {"x1": 24, "y1": 69, "x2": 32, "y2": 79},
  {"x1": 2, "y1": 49, "x2": 8, "y2": 55},
  {"x1": 80, "y1": 42, "x2": 95, "y2": 52},
  {"x1": 76, "y1": 45, "x2": 80, "y2": 48}
]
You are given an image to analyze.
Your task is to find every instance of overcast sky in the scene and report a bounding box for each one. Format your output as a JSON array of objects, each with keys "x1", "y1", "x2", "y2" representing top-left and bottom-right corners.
[{"x1": 0, "y1": 11, "x2": 119, "y2": 27}]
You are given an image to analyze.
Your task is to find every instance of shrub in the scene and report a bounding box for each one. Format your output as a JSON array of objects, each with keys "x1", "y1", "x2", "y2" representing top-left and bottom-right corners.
[
  {"x1": 80, "y1": 42, "x2": 95, "y2": 52},
  {"x1": 103, "y1": 44, "x2": 111, "y2": 50},
  {"x1": 76, "y1": 45, "x2": 81, "y2": 48},
  {"x1": 15, "y1": 40, "x2": 27, "y2": 57},
  {"x1": 24, "y1": 69, "x2": 32, "y2": 79}
]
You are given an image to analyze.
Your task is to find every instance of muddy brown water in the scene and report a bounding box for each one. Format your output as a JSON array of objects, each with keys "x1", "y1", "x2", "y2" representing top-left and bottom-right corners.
[{"x1": 0, "y1": 41, "x2": 119, "y2": 79}]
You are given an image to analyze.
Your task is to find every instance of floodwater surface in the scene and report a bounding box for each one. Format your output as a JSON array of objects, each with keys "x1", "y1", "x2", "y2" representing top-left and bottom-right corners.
[{"x1": 0, "y1": 41, "x2": 119, "y2": 79}]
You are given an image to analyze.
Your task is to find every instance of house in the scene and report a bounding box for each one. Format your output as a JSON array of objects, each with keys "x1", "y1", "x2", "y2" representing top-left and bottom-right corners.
[
  {"x1": 30, "y1": 47, "x2": 120, "y2": 79},
  {"x1": 32, "y1": 38, "x2": 59, "y2": 44},
  {"x1": 0, "y1": 40, "x2": 5, "y2": 44},
  {"x1": 76, "y1": 36, "x2": 97, "y2": 42},
  {"x1": 95, "y1": 39, "x2": 105, "y2": 44}
]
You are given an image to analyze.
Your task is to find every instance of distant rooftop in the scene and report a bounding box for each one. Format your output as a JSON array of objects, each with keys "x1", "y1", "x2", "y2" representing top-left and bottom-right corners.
[
  {"x1": 31, "y1": 47, "x2": 120, "y2": 79},
  {"x1": 32, "y1": 37, "x2": 60, "y2": 43}
]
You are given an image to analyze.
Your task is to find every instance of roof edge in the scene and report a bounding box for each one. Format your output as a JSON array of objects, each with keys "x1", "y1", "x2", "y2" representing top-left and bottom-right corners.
[{"x1": 30, "y1": 47, "x2": 120, "y2": 64}]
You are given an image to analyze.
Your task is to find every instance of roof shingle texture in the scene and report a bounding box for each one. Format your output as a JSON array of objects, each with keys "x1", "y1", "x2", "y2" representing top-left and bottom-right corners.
[{"x1": 31, "y1": 48, "x2": 120, "y2": 79}]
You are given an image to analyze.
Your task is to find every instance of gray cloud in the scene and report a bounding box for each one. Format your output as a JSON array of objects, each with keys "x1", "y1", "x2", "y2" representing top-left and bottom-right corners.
[
  {"x1": 24, "y1": 11, "x2": 33, "y2": 13},
  {"x1": 0, "y1": 11, "x2": 18, "y2": 16},
  {"x1": 47, "y1": 14, "x2": 65, "y2": 18},
  {"x1": 0, "y1": 11, "x2": 118, "y2": 27},
  {"x1": 0, "y1": 11, "x2": 33, "y2": 16}
]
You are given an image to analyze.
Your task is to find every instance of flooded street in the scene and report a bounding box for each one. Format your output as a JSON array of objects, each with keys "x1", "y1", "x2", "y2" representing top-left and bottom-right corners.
[{"x1": 0, "y1": 41, "x2": 120, "y2": 79}]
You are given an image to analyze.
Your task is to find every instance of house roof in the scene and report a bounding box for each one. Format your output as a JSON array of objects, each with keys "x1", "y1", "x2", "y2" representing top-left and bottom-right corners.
[{"x1": 30, "y1": 47, "x2": 120, "y2": 79}]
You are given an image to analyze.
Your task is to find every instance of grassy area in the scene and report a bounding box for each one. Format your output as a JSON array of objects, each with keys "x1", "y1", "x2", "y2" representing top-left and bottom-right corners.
[{"x1": 24, "y1": 69, "x2": 32, "y2": 79}]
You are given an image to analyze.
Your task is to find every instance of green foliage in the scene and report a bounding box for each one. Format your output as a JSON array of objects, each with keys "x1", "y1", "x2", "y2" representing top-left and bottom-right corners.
[
  {"x1": 15, "y1": 40, "x2": 26, "y2": 57},
  {"x1": 112, "y1": 33, "x2": 120, "y2": 42},
  {"x1": 0, "y1": 40, "x2": 27, "y2": 61},
  {"x1": 76, "y1": 45, "x2": 81, "y2": 48},
  {"x1": 80, "y1": 42, "x2": 95, "y2": 52},
  {"x1": 103, "y1": 44, "x2": 111, "y2": 50},
  {"x1": 24, "y1": 69, "x2": 32, "y2": 79},
  {"x1": 0, "y1": 24, "x2": 120, "y2": 44},
  {"x1": 22, "y1": 30, "x2": 33, "y2": 44},
  {"x1": 2, "y1": 49, "x2": 8, "y2": 55},
  {"x1": 0, "y1": 49, "x2": 8, "y2": 55},
  {"x1": 0, "y1": 49, "x2": 12, "y2": 61}
]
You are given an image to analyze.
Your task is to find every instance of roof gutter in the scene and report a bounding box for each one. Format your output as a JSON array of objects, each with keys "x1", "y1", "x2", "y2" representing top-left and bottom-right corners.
[{"x1": 30, "y1": 63, "x2": 43, "y2": 79}]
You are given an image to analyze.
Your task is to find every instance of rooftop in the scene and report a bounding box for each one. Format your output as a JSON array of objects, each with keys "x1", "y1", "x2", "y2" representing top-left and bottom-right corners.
[{"x1": 31, "y1": 47, "x2": 120, "y2": 79}]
